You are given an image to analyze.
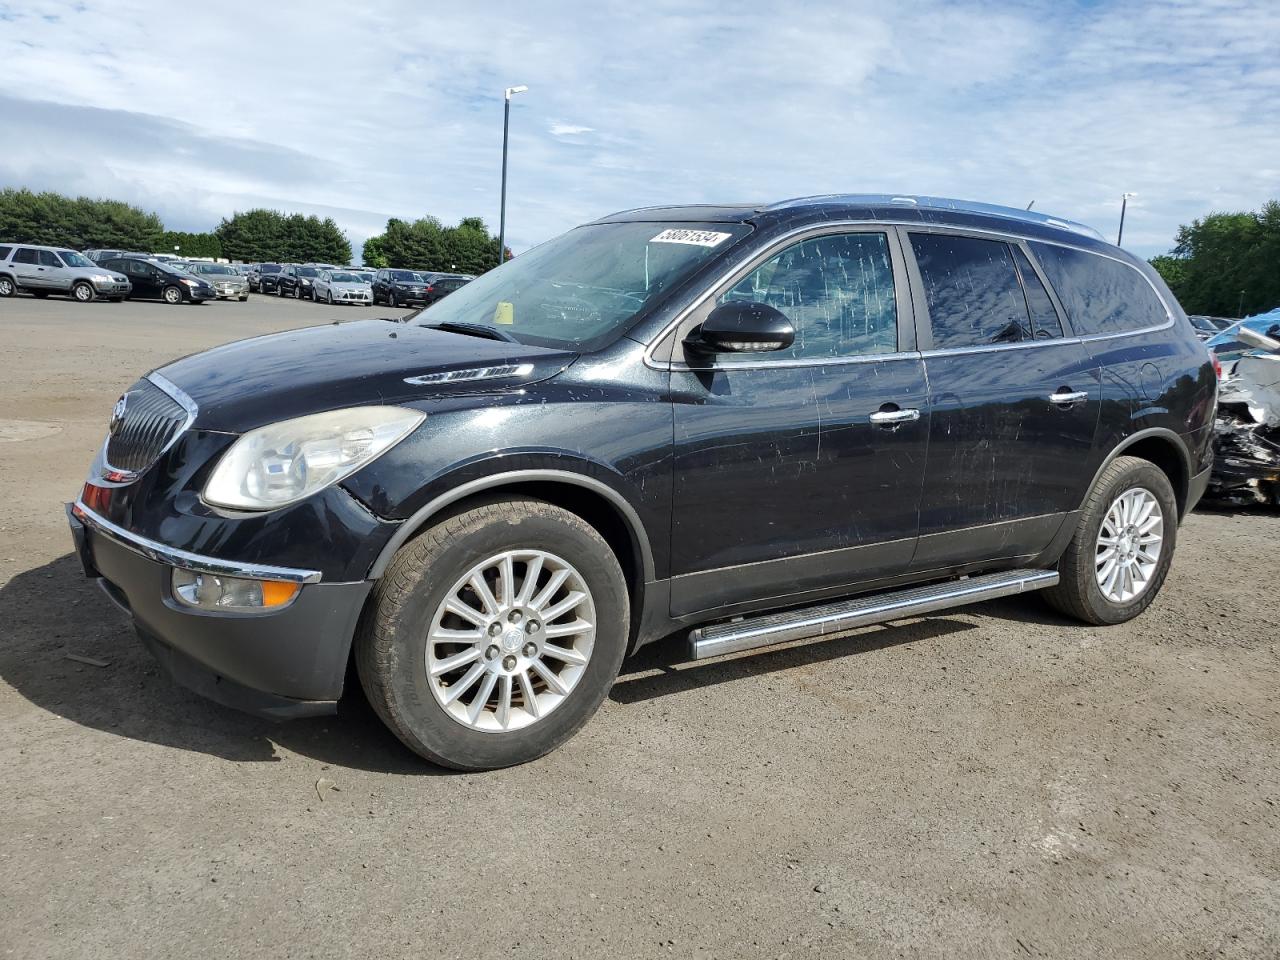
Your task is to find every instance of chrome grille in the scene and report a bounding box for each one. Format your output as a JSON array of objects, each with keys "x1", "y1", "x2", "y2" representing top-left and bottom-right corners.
[{"x1": 104, "y1": 377, "x2": 194, "y2": 476}]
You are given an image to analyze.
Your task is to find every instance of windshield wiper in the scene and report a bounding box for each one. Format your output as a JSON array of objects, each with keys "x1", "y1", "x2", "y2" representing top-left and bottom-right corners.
[{"x1": 424, "y1": 321, "x2": 519, "y2": 343}]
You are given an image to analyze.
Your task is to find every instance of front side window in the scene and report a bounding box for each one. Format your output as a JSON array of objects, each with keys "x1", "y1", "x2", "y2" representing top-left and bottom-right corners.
[
  {"x1": 1030, "y1": 243, "x2": 1168, "y2": 336},
  {"x1": 910, "y1": 233, "x2": 1030, "y2": 349},
  {"x1": 718, "y1": 232, "x2": 898, "y2": 360},
  {"x1": 58, "y1": 250, "x2": 94, "y2": 268},
  {"x1": 417, "y1": 220, "x2": 753, "y2": 351},
  {"x1": 38, "y1": 250, "x2": 63, "y2": 267}
]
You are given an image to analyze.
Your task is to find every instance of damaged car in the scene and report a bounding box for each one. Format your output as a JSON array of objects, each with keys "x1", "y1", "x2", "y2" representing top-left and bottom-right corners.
[
  {"x1": 1204, "y1": 319, "x2": 1280, "y2": 507},
  {"x1": 66, "y1": 195, "x2": 1216, "y2": 770}
]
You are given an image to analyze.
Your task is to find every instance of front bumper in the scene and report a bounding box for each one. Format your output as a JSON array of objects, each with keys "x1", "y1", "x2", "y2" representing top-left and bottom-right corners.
[
  {"x1": 93, "y1": 279, "x2": 131, "y2": 295},
  {"x1": 68, "y1": 501, "x2": 372, "y2": 718},
  {"x1": 212, "y1": 284, "x2": 248, "y2": 299}
]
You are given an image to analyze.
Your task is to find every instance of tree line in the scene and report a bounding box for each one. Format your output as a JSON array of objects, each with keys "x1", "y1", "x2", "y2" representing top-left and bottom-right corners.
[
  {"x1": 361, "y1": 216, "x2": 508, "y2": 274},
  {"x1": 1150, "y1": 200, "x2": 1280, "y2": 318}
]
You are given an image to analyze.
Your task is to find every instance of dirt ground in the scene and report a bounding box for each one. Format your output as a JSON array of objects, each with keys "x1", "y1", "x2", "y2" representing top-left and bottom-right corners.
[{"x1": 1, "y1": 293, "x2": 1277, "y2": 959}]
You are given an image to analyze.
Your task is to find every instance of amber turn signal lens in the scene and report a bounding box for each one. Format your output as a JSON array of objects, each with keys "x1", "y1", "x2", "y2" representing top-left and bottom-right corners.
[{"x1": 260, "y1": 580, "x2": 301, "y2": 608}]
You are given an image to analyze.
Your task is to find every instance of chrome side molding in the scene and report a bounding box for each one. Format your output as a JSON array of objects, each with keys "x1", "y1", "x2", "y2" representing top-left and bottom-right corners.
[{"x1": 688, "y1": 568, "x2": 1059, "y2": 660}]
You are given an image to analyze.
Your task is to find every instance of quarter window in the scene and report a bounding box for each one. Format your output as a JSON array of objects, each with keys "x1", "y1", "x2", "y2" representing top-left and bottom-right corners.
[
  {"x1": 1030, "y1": 243, "x2": 1167, "y2": 336},
  {"x1": 909, "y1": 233, "x2": 1030, "y2": 349},
  {"x1": 1012, "y1": 246, "x2": 1064, "y2": 339},
  {"x1": 719, "y1": 232, "x2": 898, "y2": 360},
  {"x1": 0, "y1": 245, "x2": 11, "y2": 261}
]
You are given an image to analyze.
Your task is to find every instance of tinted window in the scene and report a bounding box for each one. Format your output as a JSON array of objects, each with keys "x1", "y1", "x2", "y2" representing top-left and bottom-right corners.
[
  {"x1": 1012, "y1": 246, "x2": 1064, "y2": 339},
  {"x1": 13, "y1": 248, "x2": 39, "y2": 264},
  {"x1": 38, "y1": 250, "x2": 62, "y2": 267},
  {"x1": 1030, "y1": 243, "x2": 1167, "y2": 336},
  {"x1": 910, "y1": 233, "x2": 1029, "y2": 348},
  {"x1": 0, "y1": 245, "x2": 11, "y2": 261},
  {"x1": 720, "y1": 232, "x2": 898, "y2": 360}
]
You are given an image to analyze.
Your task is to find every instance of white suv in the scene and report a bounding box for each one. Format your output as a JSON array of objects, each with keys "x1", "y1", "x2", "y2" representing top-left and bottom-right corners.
[{"x1": 0, "y1": 244, "x2": 131, "y2": 302}]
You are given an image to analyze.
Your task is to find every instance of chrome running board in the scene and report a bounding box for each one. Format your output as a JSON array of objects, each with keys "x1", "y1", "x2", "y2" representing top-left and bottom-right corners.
[{"x1": 687, "y1": 568, "x2": 1059, "y2": 661}]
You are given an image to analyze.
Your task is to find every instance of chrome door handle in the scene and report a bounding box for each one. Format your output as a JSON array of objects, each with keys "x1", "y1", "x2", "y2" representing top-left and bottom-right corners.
[
  {"x1": 1048, "y1": 390, "x2": 1089, "y2": 405},
  {"x1": 869, "y1": 408, "x2": 921, "y2": 424}
]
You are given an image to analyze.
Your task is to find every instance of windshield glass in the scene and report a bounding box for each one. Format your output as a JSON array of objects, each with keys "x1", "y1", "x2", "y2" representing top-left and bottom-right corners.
[
  {"x1": 390, "y1": 270, "x2": 420, "y2": 282},
  {"x1": 416, "y1": 221, "x2": 751, "y2": 350},
  {"x1": 196, "y1": 263, "x2": 236, "y2": 275},
  {"x1": 329, "y1": 272, "x2": 360, "y2": 283},
  {"x1": 260, "y1": 264, "x2": 282, "y2": 274},
  {"x1": 59, "y1": 250, "x2": 94, "y2": 268},
  {"x1": 298, "y1": 267, "x2": 321, "y2": 278}
]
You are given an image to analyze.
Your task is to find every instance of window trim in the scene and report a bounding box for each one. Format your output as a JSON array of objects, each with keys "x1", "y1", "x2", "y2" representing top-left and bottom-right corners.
[{"x1": 663, "y1": 223, "x2": 915, "y2": 371}]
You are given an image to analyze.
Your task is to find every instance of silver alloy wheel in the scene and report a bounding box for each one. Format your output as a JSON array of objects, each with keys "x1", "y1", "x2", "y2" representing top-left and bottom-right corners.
[
  {"x1": 73, "y1": 282, "x2": 93, "y2": 302},
  {"x1": 163, "y1": 286, "x2": 181, "y2": 304},
  {"x1": 426, "y1": 549, "x2": 596, "y2": 733},
  {"x1": 1095, "y1": 486, "x2": 1164, "y2": 603},
  {"x1": 0, "y1": 277, "x2": 13, "y2": 296}
]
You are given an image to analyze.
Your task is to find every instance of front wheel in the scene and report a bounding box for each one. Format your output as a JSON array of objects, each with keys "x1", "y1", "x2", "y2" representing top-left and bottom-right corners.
[
  {"x1": 294, "y1": 285, "x2": 302, "y2": 299},
  {"x1": 162, "y1": 285, "x2": 183, "y2": 305},
  {"x1": 0, "y1": 276, "x2": 14, "y2": 297},
  {"x1": 356, "y1": 498, "x2": 629, "y2": 770},
  {"x1": 1044, "y1": 455, "x2": 1177, "y2": 625},
  {"x1": 72, "y1": 282, "x2": 95, "y2": 303},
  {"x1": 327, "y1": 291, "x2": 334, "y2": 304}
]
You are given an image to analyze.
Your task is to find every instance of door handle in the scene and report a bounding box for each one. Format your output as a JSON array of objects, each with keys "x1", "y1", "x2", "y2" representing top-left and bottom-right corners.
[
  {"x1": 1048, "y1": 390, "x2": 1089, "y2": 405},
  {"x1": 869, "y1": 407, "x2": 921, "y2": 425}
]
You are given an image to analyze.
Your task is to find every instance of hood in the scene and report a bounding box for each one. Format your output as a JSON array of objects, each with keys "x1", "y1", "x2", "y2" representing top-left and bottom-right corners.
[{"x1": 155, "y1": 319, "x2": 576, "y2": 432}]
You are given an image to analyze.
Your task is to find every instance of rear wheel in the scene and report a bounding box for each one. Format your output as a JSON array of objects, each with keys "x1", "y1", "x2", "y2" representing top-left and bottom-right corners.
[
  {"x1": 356, "y1": 498, "x2": 629, "y2": 770},
  {"x1": 1044, "y1": 455, "x2": 1177, "y2": 625},
  {"x1": 72, "y1": 282, "x2": 94, "y2": 303},
  {"x1": 162, "y1": 285, "x2": 183, "y2": 305}
]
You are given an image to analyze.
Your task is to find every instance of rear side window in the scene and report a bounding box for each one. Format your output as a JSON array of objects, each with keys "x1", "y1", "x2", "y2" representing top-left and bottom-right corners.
[
  {"x1": 720, "y1": 231, "x2": 899, "y2": 360},
  {"x1": 1030, "y1": 243, "x2": 1167, "y2": 336},
  {"x1": 909, "y1": 233, "x2": 1029, "y2": 348},
  {"x1": 1011, "y1": 246, "x2": 1064, "y2": 339},
  {"x1": 13, "y1": 248, "x2": 39, "y2": 264}
]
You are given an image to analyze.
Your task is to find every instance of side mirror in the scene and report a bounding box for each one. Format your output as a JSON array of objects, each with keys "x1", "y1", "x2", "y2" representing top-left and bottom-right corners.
[{"x1": 687, "y1": 300, "x2": 795, "y2": 354}]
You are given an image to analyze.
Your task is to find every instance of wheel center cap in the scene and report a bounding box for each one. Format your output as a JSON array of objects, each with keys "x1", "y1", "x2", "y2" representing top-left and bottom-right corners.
[{"x1": 500, "y1": 628, "x2": 523, "y2": 653}]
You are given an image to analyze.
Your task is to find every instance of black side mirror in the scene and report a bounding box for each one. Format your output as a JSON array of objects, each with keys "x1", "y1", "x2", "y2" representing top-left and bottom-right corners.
[{"x1": 686, "y1": 300, "x2": 796, "y2": 354}]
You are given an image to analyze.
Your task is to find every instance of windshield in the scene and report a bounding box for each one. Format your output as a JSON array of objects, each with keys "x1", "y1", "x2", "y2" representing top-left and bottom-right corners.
[
  {"x1": 59, "y1": 250, "x2": 94, "y2": 268},
  {"x1": 329, "y1": 272, "x2": 361, "y2": 282},
  {"x1": 260, "y1": 264, "x2": 282, "y2": 274},
  {"x1": 416, "y1": 221, "x2": 751, "y2": 350},
  {"x1": 390, "y1": 270, "x2": 421, "y2": 282},
  {"x1": 298, "y1": 267, "x2": 321, "y2": 278},
  {"x1": 196, "y1": 263, "x2": 236, "y2": 275}
]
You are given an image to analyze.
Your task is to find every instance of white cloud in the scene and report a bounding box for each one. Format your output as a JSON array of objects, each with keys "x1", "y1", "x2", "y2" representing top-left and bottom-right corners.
[{"x1": 0, "y1": 0, "x2": 1276, "y2": 258}]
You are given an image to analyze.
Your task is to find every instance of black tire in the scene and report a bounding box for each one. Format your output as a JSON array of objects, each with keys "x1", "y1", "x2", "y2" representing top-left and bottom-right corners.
[
  {"x1": 356, "y1": 497, "x2": 629, "y2": 770},
  {"x1": 1044, "y1": 455, "x2": 1178, "y2": 625},
  {"x1": 162, "y1": 285, "x2": 183, "y2": 305},
  {"x1": 0, "y1": 275, "x2": 14, "y2": 297},
  {"x1": 294, "y1": 285, "x2": 302, "y2": 299},
  {"x1": 389, "y1": 290, "x2": 398, "y2": 308},
  {"x1": 72, "y1": 281, "x2": 95, "y2": 303},
  {"x1": 311, "y1": 288, "x2": 318, "y2": 302},
  {"x1": 327, "y1": 291, "x2": 334, "y2": 305}
]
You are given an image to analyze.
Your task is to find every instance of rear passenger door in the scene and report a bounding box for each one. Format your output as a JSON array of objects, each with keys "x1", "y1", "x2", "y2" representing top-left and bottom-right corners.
[
  {"x1": 903, "y1": 230, "x2": 1100, "y2": 570},
  {"x1": 669, "y1": 227, "x2": 928, "y2": 616}
]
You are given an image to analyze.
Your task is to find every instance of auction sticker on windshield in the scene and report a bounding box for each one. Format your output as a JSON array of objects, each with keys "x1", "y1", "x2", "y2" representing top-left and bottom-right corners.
[{"x1": 649, "y1": 229, "x2": 733, "y2": 247}]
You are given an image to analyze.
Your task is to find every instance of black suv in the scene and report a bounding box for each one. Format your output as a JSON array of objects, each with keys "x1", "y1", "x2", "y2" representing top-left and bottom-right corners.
[
  {"x1": 252, "y1": 263, "x2": 284, "y2": 294},
  {"x1": 68, "y1": 195, "x2": 1215, "y2": 770},
  {"x1": 421, "y1": 273, "x2": 472, "y2": 306},
  {"x1": 276, "y1": 264, "x2": 325, "y2": 299},
  {"x1": 372, "y1": 268, "x2": 428, "y2": 307}
]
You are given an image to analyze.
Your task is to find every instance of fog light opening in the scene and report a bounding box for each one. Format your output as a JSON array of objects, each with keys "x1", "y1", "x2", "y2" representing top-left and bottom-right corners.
[{"x1": 171, "y1": 568, "x2": 301, "y2": 611}]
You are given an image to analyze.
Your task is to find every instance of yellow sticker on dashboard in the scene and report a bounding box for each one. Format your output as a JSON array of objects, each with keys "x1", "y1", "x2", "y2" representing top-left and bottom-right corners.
[{"x1": 494, "y1": 301, "x2": 514, "y2": 325}]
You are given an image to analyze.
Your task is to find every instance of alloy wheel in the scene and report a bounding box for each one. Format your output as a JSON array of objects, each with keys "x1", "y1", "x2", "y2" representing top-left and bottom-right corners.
[
  {"x1": 426, "y1": 549, "x2": 596, "y2": 733},
  {"x1": 1095, "y1": 486, "x2": 1164, "y2": 603}
]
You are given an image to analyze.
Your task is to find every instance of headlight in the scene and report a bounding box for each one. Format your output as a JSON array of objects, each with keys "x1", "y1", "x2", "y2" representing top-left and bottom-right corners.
[
  {"x1": 91, "y1": 274, "x2": 114, "y2": 283},
  {"x1": 203, "y1": 406, "x2": 425, "y2": 510},
  {"x1": 180, "y1": 278, "x2": 198, "y2": 286}
]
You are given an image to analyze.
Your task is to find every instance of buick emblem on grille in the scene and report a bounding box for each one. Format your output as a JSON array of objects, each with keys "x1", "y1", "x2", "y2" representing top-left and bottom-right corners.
[{"x1": 109, "y1": 394, "x2": 129, "y2": 435}]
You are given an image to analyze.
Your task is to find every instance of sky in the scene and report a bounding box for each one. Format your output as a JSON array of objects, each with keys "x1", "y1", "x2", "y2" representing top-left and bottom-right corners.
[{"x1": 0, "y1": 0, "x2": 1277, "y2": 261}]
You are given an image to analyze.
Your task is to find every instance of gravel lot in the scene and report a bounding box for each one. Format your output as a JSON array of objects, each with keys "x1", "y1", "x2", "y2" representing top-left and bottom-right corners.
[{"x1": 2, "y1": 293, "x2": 1278, "y2": 959}]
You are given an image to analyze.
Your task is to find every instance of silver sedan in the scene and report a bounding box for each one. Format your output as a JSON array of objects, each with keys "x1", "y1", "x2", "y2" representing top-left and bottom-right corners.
[
  {"x1": 312, "y1": 269, "x2": 373, "y2": 305},
  {"x1": 185, "y1": 262, "x2": 250, "y2": 301}
]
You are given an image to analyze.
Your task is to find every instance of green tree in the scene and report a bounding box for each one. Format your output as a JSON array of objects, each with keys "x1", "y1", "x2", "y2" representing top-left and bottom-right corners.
[
  {"x1": 361, "y1": 234, "x2": 389, "y2": 267},
  {"x1": 1151, "y1": 201, "x2": 1280, "y2": 317},
  {"x1": 368, "y1": 214, "x2": 503, "y2": 273},
  {"x1": 215, "y1": 209, "x2": 351, "y2": 264},
  {"x1": 0, "y1": 188, "x2": 163, "y2": 250},
  {"x1": 160, "y1": 230, "x2": 222, "y2": 259}
]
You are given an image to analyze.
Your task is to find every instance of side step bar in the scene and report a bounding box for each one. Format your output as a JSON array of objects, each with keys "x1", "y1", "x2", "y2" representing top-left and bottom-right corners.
[{"x1": 688, "y1": 568, "x2": 1059, "y2": 661}]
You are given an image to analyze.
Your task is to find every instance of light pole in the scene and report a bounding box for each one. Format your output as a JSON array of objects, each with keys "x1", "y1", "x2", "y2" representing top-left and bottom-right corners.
[
  {"x1": 498, "y1": 84, "x2": 527, "y2": 268},
  {"x1": 1117, "y1": 192, "x2": 1136, "y2": 246}
]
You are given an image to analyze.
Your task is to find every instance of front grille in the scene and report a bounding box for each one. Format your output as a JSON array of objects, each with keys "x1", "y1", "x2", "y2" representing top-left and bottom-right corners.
[{"x1": 104, "y1": 378, "x2": 193, "y2": 475}]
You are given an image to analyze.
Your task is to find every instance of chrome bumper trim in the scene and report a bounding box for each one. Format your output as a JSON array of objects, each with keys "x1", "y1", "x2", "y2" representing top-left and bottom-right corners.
[{"x1": 72, "y1": 501, "x2": 323, "y2": 584}]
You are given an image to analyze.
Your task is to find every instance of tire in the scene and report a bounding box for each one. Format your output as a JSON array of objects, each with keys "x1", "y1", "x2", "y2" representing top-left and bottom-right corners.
[
  {"x1": 1043, "y1": 455, "x2": 1178, "y2": 625},
  {"x1": 294, "y1": 285, "x2": 302, "y2": 299},
  {"x1": 162, "y1": 285, "x2": 183, "y2": 305},
  {"x1": 327, "y1": 291, "x2": 334, "y2": 305},
  {"x1": 356, "y1": 497, "x2": 629, "y2": 770},
  {"x1": 0, "y1": 275, "x2": 14, "y2": 297},
  {"x1": 311, "y1": 288, "x2": 318, "y2": 302},
  {"x1": 72, "y1": 282, "x2": 95, "y2": 303},
  {"x1": 389, "y1": 291, "x2": 398, "y2": 308}
]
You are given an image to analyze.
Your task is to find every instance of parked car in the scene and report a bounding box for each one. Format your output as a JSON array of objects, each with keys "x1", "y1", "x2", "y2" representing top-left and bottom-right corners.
[
  {"x1": 67, "y1": 194, "x2": 1216, "y2": 770},
  {"x1": 372, "y1": 268, "x2": 429, "y2": 306},
  {"x1": 420, "y1": 273, "x2": 472, "y2": 306},
  {"x1": 184, "y1": 262, "x2": 250, "y2": 300},
  {"x1": 311, "y1": 269, "x2": 373, "y2": 305},
  {"x1": 98, "y1": 256, "x2": 214, "y2": 304},
  {"x1": 0, "y1": 244, "x2": 131, "y2": 301},
  {"x1": 251, "y1": 263, "x2": 284, "y2": 293},
  {"x1": 276, "y1": 264, "x2": 324, "y2": 299},
  {"x1": 350, "y1": 269, "x2": 376, "y2": 284}
]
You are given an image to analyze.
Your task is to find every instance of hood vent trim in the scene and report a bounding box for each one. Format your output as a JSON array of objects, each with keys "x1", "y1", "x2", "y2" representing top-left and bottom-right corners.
[{"x1": 404, "y1": 363, "x2": 534, "y2": 386}]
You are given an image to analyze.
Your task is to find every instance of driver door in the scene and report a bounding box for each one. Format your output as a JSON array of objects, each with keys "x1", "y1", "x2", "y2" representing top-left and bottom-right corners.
[{"x1": 668, "y1": 227, "x2": 929, "y2": 617}]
